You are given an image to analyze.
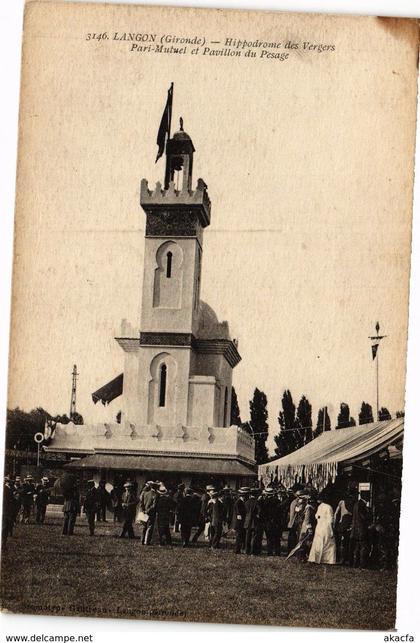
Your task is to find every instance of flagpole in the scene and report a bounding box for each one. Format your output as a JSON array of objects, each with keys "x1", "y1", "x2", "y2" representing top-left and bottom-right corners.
[
  {"x1": 376, "y1": 348, "x2": 379, "y2": 421},
  {"x1": 168, "y1": 82, "x2": 174, "y2": 140},
  {"x1": 369, "y1": 322, "x2": 387, "y2": 422}
]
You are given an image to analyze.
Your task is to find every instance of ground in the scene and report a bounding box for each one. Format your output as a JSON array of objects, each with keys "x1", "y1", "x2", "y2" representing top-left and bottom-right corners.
[{"x1": 1, "y1": 512, "x2": 397, "y2": 630}]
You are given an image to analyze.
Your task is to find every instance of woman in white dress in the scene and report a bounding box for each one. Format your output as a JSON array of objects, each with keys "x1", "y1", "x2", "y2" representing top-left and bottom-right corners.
[{"x1": 308, "y1": 492, "x2": 336, "y2": 564}]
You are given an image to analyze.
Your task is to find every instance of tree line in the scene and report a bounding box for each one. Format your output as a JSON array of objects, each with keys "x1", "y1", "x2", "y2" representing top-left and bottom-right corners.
[
  {"x1": 5, "y1": 407, "x2": 84, "y2": 452},
  {"x1": 230, "y1": 386, "x2": 404, "y2": 464}
]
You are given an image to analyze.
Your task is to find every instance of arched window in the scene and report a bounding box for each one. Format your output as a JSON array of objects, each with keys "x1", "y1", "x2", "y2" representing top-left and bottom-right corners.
[
  {"x1": 159, "y1": 364, "x2": 167, "y2": 407},
  {"x1": 166, "y1": 251, "x2": 173, "y2": 278}
]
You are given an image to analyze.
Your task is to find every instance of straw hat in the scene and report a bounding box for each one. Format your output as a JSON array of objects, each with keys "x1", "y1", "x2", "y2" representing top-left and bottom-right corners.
[{"x1": 263, "y1": 487, "x2": 275, "y2": 496}]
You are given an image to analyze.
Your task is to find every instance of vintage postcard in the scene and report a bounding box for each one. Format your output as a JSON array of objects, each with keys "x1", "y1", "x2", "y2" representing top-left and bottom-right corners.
[{"x1": 1, "y1": 0, "x2": 419, "y2": 630}]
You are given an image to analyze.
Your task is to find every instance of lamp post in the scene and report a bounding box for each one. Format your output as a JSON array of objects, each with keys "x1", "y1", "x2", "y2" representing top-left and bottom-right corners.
[{"x1": 34, "y1": 432, "x2": 44, "y2": 468}]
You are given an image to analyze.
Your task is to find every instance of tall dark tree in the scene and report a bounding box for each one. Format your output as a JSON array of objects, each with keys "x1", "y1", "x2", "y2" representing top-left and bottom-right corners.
[
  {"x1": 314, "y1": 407, "x2": 331, "y2": 438},
  {"x1": 274, "y1": 389, "x2": 297, "y2": 457},
  {"x1": 116, "y1": 411, "x2": 122, "y2": 424},
  {"x1": 296, "y1": 395, "x2": 313, "y2": 447},
  {"x1": 249, "y1": 388, "x2": 269, "y2": 464},
  {"x1": 230, "y1": 386, "x2": 242, "y2": 427},
  {"x1": 359, "y1": 402, "x2": 374, "y2": 425},
  {"x1": 336, "y1": 403, "x2": 356, "y2": 429},
  {"x1": 378, "y1": 407, "x2": 391, "y2": 421},
  {"x1": 56, "y1": 414, "x2": 71, "y2": 425},
  {"x1": 6, "y1": 407, "x2": 51, "y2": 451},
  {"x1": 70, "y1": 411, "x2": 84, "y2": 425}
]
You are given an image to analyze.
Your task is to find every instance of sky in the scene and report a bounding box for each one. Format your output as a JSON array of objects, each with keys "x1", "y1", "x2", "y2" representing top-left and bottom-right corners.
[{"x1": 7, "y1": 4, "x2": 417, "y2": 453}]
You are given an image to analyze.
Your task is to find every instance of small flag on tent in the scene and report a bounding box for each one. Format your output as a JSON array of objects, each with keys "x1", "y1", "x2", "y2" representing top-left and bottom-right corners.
[
  {"x1": 155, "y1": 83, "x2": 173, "y2": 163},
  {"x1": 371, "y1": 343, "x2": 379, "y2": 360}
]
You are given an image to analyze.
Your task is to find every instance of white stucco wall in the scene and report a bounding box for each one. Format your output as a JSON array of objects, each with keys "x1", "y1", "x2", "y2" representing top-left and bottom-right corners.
[{"x1": 141, "y1": 237, "x2": 202, "y2": 333}]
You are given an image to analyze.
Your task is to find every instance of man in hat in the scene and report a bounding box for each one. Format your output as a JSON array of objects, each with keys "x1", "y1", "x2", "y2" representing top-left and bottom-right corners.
[
  {"x1": 120, "y1": 481, "x2": 138, "y2": 539},
  {"x1": 110, "y1": 480, "x2": 124, "y2": 523},
  {"x1": 62, "y1": 483, "x2": 80, "y2": 536},
  {"x1": 221, "y1": 486, "x2": 234, "y2": 532},
  {"x1": 6, "y1": 478, "x2": 18, "y2": 536},
  {"x1": 232, "y1": 487, "x2": 249, "y2": 554},
  {"x1": 350, "y1": 491, "x2": 371, "y2": 568},
  {"x1": 334, "y1": 490, "x2": 356, "y2": 565},
  {"x1": 155, "y1": 485, "x2": 176, "y2": 546},
  {"x1": 173, "y1": 483, "x2": 185, "y2": 534},
  {"x1": 191, "y1": 485, "x2": 214, "y2": 544},
  {"x1": 83, "y1": 480, "x2": 98, "y2": 536},
  {"x1": 13, "y1": 476, "x2": 23, "y2": 525},
  {"x1": 255, "y1": 487, "x2": 283, "y2": 556},
  {"x1": 244, "y1": 487, "x2": 261, "y2": 555},
  {"x1": 35, "y1": 477, "x2": 50, "y2": 524},
  {"x1": 178, "y1": 488, "x2": 198, "y2": 548},
  {"x1": 2, "y1": 477, "x2": 16, "y2": 548},
  {"x1": 21, "y1": 475, "x2": 36, "y2": 524},
  {"x1": 206, "y1": 490, "x2": 225, "y2": 549},
  {"x1": 96, "y1": 479, "x2": 109, "y2": 522},
  {"x1": 139, "y1": 480, "x2": 158, "y2": 545}
]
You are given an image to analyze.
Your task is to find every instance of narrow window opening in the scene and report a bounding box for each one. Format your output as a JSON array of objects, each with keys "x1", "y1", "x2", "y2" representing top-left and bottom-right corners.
[
  {"x1": 166, "y1": 252, "x2": 173, "y2": 278},
  {"x1": 159, "y1": 364, "x2": 167, "y2": 407},
  {"x1": 223, "y1": 387, "x2": 229, "y2": 427}
]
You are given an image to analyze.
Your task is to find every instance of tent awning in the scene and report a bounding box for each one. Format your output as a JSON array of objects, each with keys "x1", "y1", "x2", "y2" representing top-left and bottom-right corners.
[
  {"x1": 65, "y1": 453, "x2": 256, "y2": 477},
  {"x1": 92, "y1": 373, "x2": 123, "y2": 405},
  {"x1": 259, "y1": 418, "x2": 404, "y2": 489}
]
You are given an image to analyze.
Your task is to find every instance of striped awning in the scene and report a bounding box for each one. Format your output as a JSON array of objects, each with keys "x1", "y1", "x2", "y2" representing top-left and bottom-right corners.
[
  {"x1": 92, "y1": 373, "x2": 123, "y2": 405},
  {"x1": 259, "y1": 418, "x2": 404, "y2": 489}
]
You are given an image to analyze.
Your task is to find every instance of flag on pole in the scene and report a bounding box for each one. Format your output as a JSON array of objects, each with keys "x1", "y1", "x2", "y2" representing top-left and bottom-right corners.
[
  {"x1": 155, "y1": 83, "x2": 173, "y2": 162},
  {"x1": 371, "y1": 343, "x2": 379, "y2": 360}
]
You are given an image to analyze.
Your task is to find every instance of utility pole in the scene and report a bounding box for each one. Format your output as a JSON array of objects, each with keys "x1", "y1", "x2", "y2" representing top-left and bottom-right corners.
[
  {"x1": 369, "y1": 322, "x2": 387, "y2": 421},
  {"x1": 70, "y1": 364, "x2": 78, "y2": 419}
]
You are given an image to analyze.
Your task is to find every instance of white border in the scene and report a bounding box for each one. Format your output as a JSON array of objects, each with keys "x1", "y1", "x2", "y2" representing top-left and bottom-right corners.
[{"x1": 1, "y1": 1, "x2": 419, "y2": 641}]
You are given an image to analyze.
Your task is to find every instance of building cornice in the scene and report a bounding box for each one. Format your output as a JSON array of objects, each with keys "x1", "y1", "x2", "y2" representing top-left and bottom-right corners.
[
  {"x1": 192, "y1": 338, "x2": 242, "y2": 368},
  {"x1": 136, "y1": 332, "x2": 241, "y2": 367}
]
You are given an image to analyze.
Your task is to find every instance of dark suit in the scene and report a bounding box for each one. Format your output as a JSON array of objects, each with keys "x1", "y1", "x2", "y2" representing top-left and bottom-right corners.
[
  {"x1": 2, "y1": 483, "x2": 15, "y2": 547},
  {"x1": 21, "y1": 482, "x2": 36, "y2": 524},
  {"x1": 350, "y1": 499, "x2": 371, "y2": 568},
  {"x1": 62, "y1": 489, "x2": 80, "y2": 535},
  {"x1": 35, "y1": 484, "x2": 50, "y2": 524},
  {"x1": 83, "y1": 487, "x2": 98, "y2": 535},
  {"x1": 178, "y1": 494, "x2": 197, "y2": 547},
  {"x1": 255, "y1": 495, "x2": 282, "y2": 555},
  {"x1": 192, "y1": 492, "x2": 210, "y2": 543},
  {"x1": 207, "y1": 498, "x2": 225, "y2": 549},
  {"x1": 139, "y1": 488, "x2": 157, "y2": 544},
  {"x1": 96, "y1": 485, "x2": 109, "y2": 522},
  {"x1": 156, "y1": 494, "x2": 176, "y2": 545},
  {"x1": 111, "y1": 486, "x2": 123, "y2": 523},
  {"x1": 120, "y1": 489, "x2": 138, "y2": 538},
  {"x1": 244, "y1": 495, "x2": 259, "y2": 554},
  {"x1": 232, "y1": 497, "x2": 247, "y2": 553}
]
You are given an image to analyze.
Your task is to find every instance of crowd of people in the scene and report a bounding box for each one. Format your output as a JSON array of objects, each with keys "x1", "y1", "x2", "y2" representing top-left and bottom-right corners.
[{"x1": 2, "y1": 474, "x2": 400, "y2": 570}]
